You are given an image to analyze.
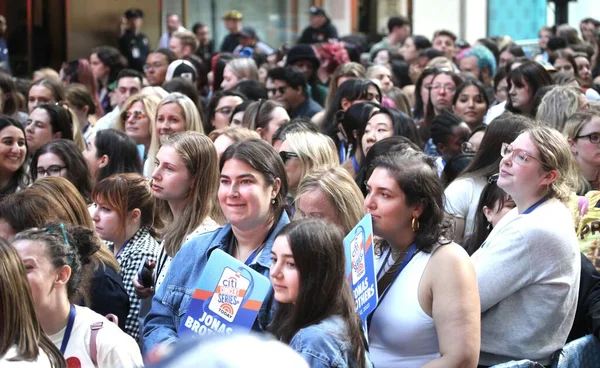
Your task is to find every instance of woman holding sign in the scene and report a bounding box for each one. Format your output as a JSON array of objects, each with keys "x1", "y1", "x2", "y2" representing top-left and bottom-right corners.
[
  {"x1": 269, "y1": 219, "x2": 371, "y2": 367},
  {"x1": 364, "y1": 150, "x2": 480, "y2": 367},
  {"x1": 143, "y1": 139, "x2": 289, "y2": 352}
]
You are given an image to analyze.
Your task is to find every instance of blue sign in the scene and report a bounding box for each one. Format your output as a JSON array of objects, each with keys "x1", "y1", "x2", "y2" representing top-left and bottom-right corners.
[
  {"x1": 344, "y1": 214, "x2": 378, "y2": 323},
  {"x1": 178, "y1": 249, "x2": 271, "y2": 337}
]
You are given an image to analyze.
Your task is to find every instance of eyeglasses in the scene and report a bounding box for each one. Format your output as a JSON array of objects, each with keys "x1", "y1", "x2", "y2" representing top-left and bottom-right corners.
[
  {"x1": 267, "y1": 86, "x2": 288, "y2": 96},
  {"x1": 430, "y1": 84, "x2": 456, "y2": 93},
  {"x1": 36, "y1": 165, "x2": 66, "y2": 177},
  {"x1": 461, "y1": 141, "x2": 476, "y2": 154},
  {"x1": 215, "y1": 106, "x2": 235, "y2": 116},
  {"x1": 122, "y1": 110, "x2": 147, "y2": 121},
  {"x1": 143, "y1": 63, "x2": 166, "y2": 72},
  {"x1": 279, "y1": 151, "x2": 298, "y2": 163},
  {"x1": 575, "y1": 132, "x2": 600, "y2": 144},
  {"x1": 500, "y1": 143, "x2": 547, "y2": 168}
]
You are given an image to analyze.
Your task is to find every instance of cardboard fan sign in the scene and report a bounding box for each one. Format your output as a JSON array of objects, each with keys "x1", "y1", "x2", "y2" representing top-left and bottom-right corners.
[
  {"x1": 344, "y1": 214, "x2": 378, "y2": 323},
  {"x1": 178, "y1": 249, "x2": 271, "y2": 337}
]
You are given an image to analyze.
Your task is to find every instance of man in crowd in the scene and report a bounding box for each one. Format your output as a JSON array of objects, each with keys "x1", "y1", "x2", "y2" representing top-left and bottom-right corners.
[
  {"x1": 432, "y1": 29, "x2": 457, "y2": 59},
  {"x1": 233, "y1": 27, "x2": 276, "y2": 57},
  {"x1": 169, "y1": 31, "x2": 198, "y2": 59},
  {"x1": 95, "y1": 69, "x2": 143, "y2": 131},
  {"x1": 0, "y1": 15, "x2": 9, "y2": 74},
  {"x1": 118, "y1": 9, "x2": 150, "y2": 73},
  {"x1": 267, "y1": 66, "x2": 322, "y2": 119},
  {"x1": 158, "y1": 14, "x2": 186, "y2": 49},
  {"x1": 220, "y1": 10, "x2": 243, "y2": 53},
  {"x1": 193, "y1": 22, "x2": 214, "y2": 64},
  {"x1": 370, "y1": 15, "x2": 411, "y2": 53},
  {"x1": 285, "y1": 44, "x2": 328, "y2": 107},
  {"x1": 144, "y1": 49, "x2": 176, "y2": 86},
  {"x1": 298, "y1": 7, "x2": 338, "y2": 44},
  {"x1": 457, "y1": 45, "x2": 496, "y2": 96}
]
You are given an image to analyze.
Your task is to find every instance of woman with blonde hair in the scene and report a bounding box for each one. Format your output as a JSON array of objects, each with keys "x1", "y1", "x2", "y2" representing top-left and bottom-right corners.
[
  {"x1": 295, "y1": 166, "x2": 364, "y2": 234},
  {"x1": 117, "y1": 94, "x2": 161, "y2": 166},
  {"x1": 472, "y1": 126, "x2": 579, "y2": 365},
  {"x1": 536, "y1": 85, "x2": 586, "y2": 132},
  {"x1": 135, "y1": 132, "x2": 223, "y2": 302},
  {"x1": 277, "y1": 130, "x2": 339, "y2": 197},
  {"x1": 208, "y1": 126, "x2": 260, "y2": 160},
  {"x1": 221, "y1": 57, "x2": 259, "y2": 90},
  {"x1": 563, "y1": 111, "x2": 600, "y2": 195},
  {"x1": 145, "y1": 92, "x2": 204, "y2": 176},
  {"x1": 0, "y1": 238, "x2": 66, "y2": 367}
]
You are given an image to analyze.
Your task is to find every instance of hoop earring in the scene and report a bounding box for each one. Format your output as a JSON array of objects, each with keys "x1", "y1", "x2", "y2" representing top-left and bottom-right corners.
[{"x1": 411, "y1": 216, "x2": 420, "y2": 232}]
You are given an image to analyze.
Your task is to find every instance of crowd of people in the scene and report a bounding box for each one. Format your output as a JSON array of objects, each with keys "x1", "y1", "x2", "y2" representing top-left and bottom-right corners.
[{"x1": 0, "y1": 6, "x2": 600, "y2": 368}]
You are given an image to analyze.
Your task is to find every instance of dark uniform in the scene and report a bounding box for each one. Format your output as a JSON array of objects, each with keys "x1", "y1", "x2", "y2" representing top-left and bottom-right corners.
[
  {"x1": 119, "y1": 30, "x2": 150, "y2": 73},
  {"x1": 220, "y1": 32, "x2": 241, "y2": 53},
  {"x1": 298, "y1": 19, "x2": 338, "y2": 44}
]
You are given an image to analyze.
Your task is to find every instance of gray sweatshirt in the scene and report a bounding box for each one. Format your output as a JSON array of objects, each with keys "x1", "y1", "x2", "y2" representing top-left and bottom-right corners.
[{"x1": 472, "y1": 198, "x2": 580, "y2": 366}]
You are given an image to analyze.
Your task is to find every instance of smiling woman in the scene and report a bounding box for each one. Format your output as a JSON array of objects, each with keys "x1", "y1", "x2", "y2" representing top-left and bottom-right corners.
[
  {"x1": 143, "y1": 139, "x2": 289, "y2": 352},
  {"x1": 0, "y1": 116, "x2": 28, "y2": 200}
]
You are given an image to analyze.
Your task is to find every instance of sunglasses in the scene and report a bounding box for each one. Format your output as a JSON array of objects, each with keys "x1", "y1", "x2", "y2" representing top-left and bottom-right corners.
[
  {"x1": 268, "y1": 86, "x2": 288, "y2": 95},
  {"x1": 122, "y1": 110, "x2": 147, "y2": 121},
  {"x1": 279, "y1": 151, "x2": 298, "y2": 163}
]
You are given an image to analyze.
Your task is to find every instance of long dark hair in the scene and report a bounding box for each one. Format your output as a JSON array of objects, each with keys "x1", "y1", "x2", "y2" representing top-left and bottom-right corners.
[
  {"x1": 30, "y1": 139, "x2": 92, "y2": 202},
  {"x1": 355, "y1": 136, "x2": 421, "y2": 196},
  {"x1": 372, "y1": 150, "x2": 450, "y2": 251},
  {"x1": 413, "y1": 67, "x2": 438, "y2": 121},
  {"x1": 322, "y1": 79, "x2": 382, "y2": 149},
  {"x1": 337, "y1": 102, "x2": 380, "y2": 158},
  {"x1": 452, "y1": 79, "x2": 490, "y2": 108},
  {"x1": 370, "y1": 106, "x2": 421, "y2": 147},
  {"x1": 505, "y1": 61, "x2": 552, "y2": 115},
  {"x1": 459, "y1": 112, "x2": 534, "y2": 180},
  {"x1": 91, "y1": 46, "x2": 127, "y2": 85},
  {"x1": 93, "y1": 129, "x2": 142, "y2": 183},
  {"x1": 268, "y1": 219, "x2": 367, "y2": 367},
  {"x1": 464, "y1": 180, "x2": 513, "y2": 255},
  {"x1": 0, "y1": 72, "x2": 20, "y2": 115}
]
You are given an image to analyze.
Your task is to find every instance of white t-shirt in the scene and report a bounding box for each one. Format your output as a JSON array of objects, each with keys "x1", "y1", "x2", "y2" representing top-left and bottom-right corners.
[
  {"x1": 0, "y1": 346, "x2": 52, "y2": 367},
  {"x1": 444, "y1": 176, "x2": 488, "y2": 239},
  {"x1": 49, "y1": 305, "x2": 143, "y2": 368}
]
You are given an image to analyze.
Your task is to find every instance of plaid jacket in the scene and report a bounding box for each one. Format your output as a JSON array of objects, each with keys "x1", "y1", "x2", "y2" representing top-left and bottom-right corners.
[{"x1": 109, "y1": 227, "x2": 161, "y2": 340}]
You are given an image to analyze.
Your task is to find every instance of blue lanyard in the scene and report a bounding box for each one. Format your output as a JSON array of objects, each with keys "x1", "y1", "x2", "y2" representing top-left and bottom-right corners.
[
  {"x1": 60, "y1": 304, "x2": 76, "y2": 355},
  {"x1": 244, "y1": 247, "x2": 262, "y2": 266},
  {"x1": 368, "y1": 244, "x2": 418, "y2": 330},
  {"x1": 339, "y1": 142, "x2": 347, "y2": 163},
  {"x1": 522, "y1": 196, "x2": 549, "y2": 215}
]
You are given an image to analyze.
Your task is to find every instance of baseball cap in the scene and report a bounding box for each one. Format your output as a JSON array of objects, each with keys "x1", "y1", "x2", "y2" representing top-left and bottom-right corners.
[
  {"x1": 240, "y1": 27, "x2": 257, "y2": 38},
  {"x1": 165, "y1": 60, "x2": 197, "y2": 83},
  {"x1": 222, "y1": 10, "x2": 243, "y2": 21},
  {"x1": 310, "y1": 6, "x2": 326, "y2": 16}
]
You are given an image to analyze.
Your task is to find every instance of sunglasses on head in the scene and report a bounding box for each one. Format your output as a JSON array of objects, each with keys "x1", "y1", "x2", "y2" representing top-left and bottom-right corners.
[{"x1": 279, "y1": 151, "x2": 298, "y2": 163}]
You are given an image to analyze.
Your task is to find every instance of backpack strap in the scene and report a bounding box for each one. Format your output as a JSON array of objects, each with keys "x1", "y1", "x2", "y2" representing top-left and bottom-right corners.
[{"x1": 89, "y1": 322, "x2": 104, "y2": 366}]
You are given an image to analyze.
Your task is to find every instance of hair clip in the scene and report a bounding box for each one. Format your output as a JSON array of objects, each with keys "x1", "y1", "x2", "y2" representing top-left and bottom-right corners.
[{"x1": 487, "y1": 173, "x2": 499, "y2": 184}]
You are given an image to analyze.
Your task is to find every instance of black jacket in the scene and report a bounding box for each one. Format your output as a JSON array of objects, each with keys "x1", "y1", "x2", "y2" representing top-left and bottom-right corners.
[
  {"x1": 118, "y1": 30, "x2": 150, "y2": 73},
  {"x1": 568, "y1": 253, "x2": 600, "y2": 342},
  {"x1": 298, "y1": 20, "x2": 338, "y2": 44}
]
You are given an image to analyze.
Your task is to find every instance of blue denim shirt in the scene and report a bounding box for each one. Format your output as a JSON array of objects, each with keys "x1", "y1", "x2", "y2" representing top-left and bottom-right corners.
[
  {"x1": 142, "y1": 212, "x2": 289, "y2": 353},
  {"x1": 289, "y1": 315, "x2": 373, "y2": 368}
]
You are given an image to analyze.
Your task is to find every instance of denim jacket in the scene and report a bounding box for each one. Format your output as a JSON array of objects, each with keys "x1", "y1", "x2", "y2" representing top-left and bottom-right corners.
[
  {"x1": 142, "y1": 212, "x2": 289, "y2": 353},
  {"x1": 289, "y1": 315, "x2": 373, "y2": 368}
]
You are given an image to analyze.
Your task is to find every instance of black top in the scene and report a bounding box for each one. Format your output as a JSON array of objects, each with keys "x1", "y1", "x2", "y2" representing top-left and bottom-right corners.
[
  {"x1": 567, "y1": 253, "x2": 600, "y2": 342},
  {"x1": 87, "y1": 263, "x2": 130, "y2": 331},
  {"x1": 220, "y1": 33, "x2": 241, "y2": 53},
  {"x1": 297, "y1": 20, "x2": 338, "y2": 44},
  {"x1": 290, "y1": 97, "x2": 323, "y2": 119},
  {"x1": 118, "y1": 30, "x2": 150, "y2": 73},
  {"x1": 196, "y1": 40, "x2": 215, "y2": 64}
]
